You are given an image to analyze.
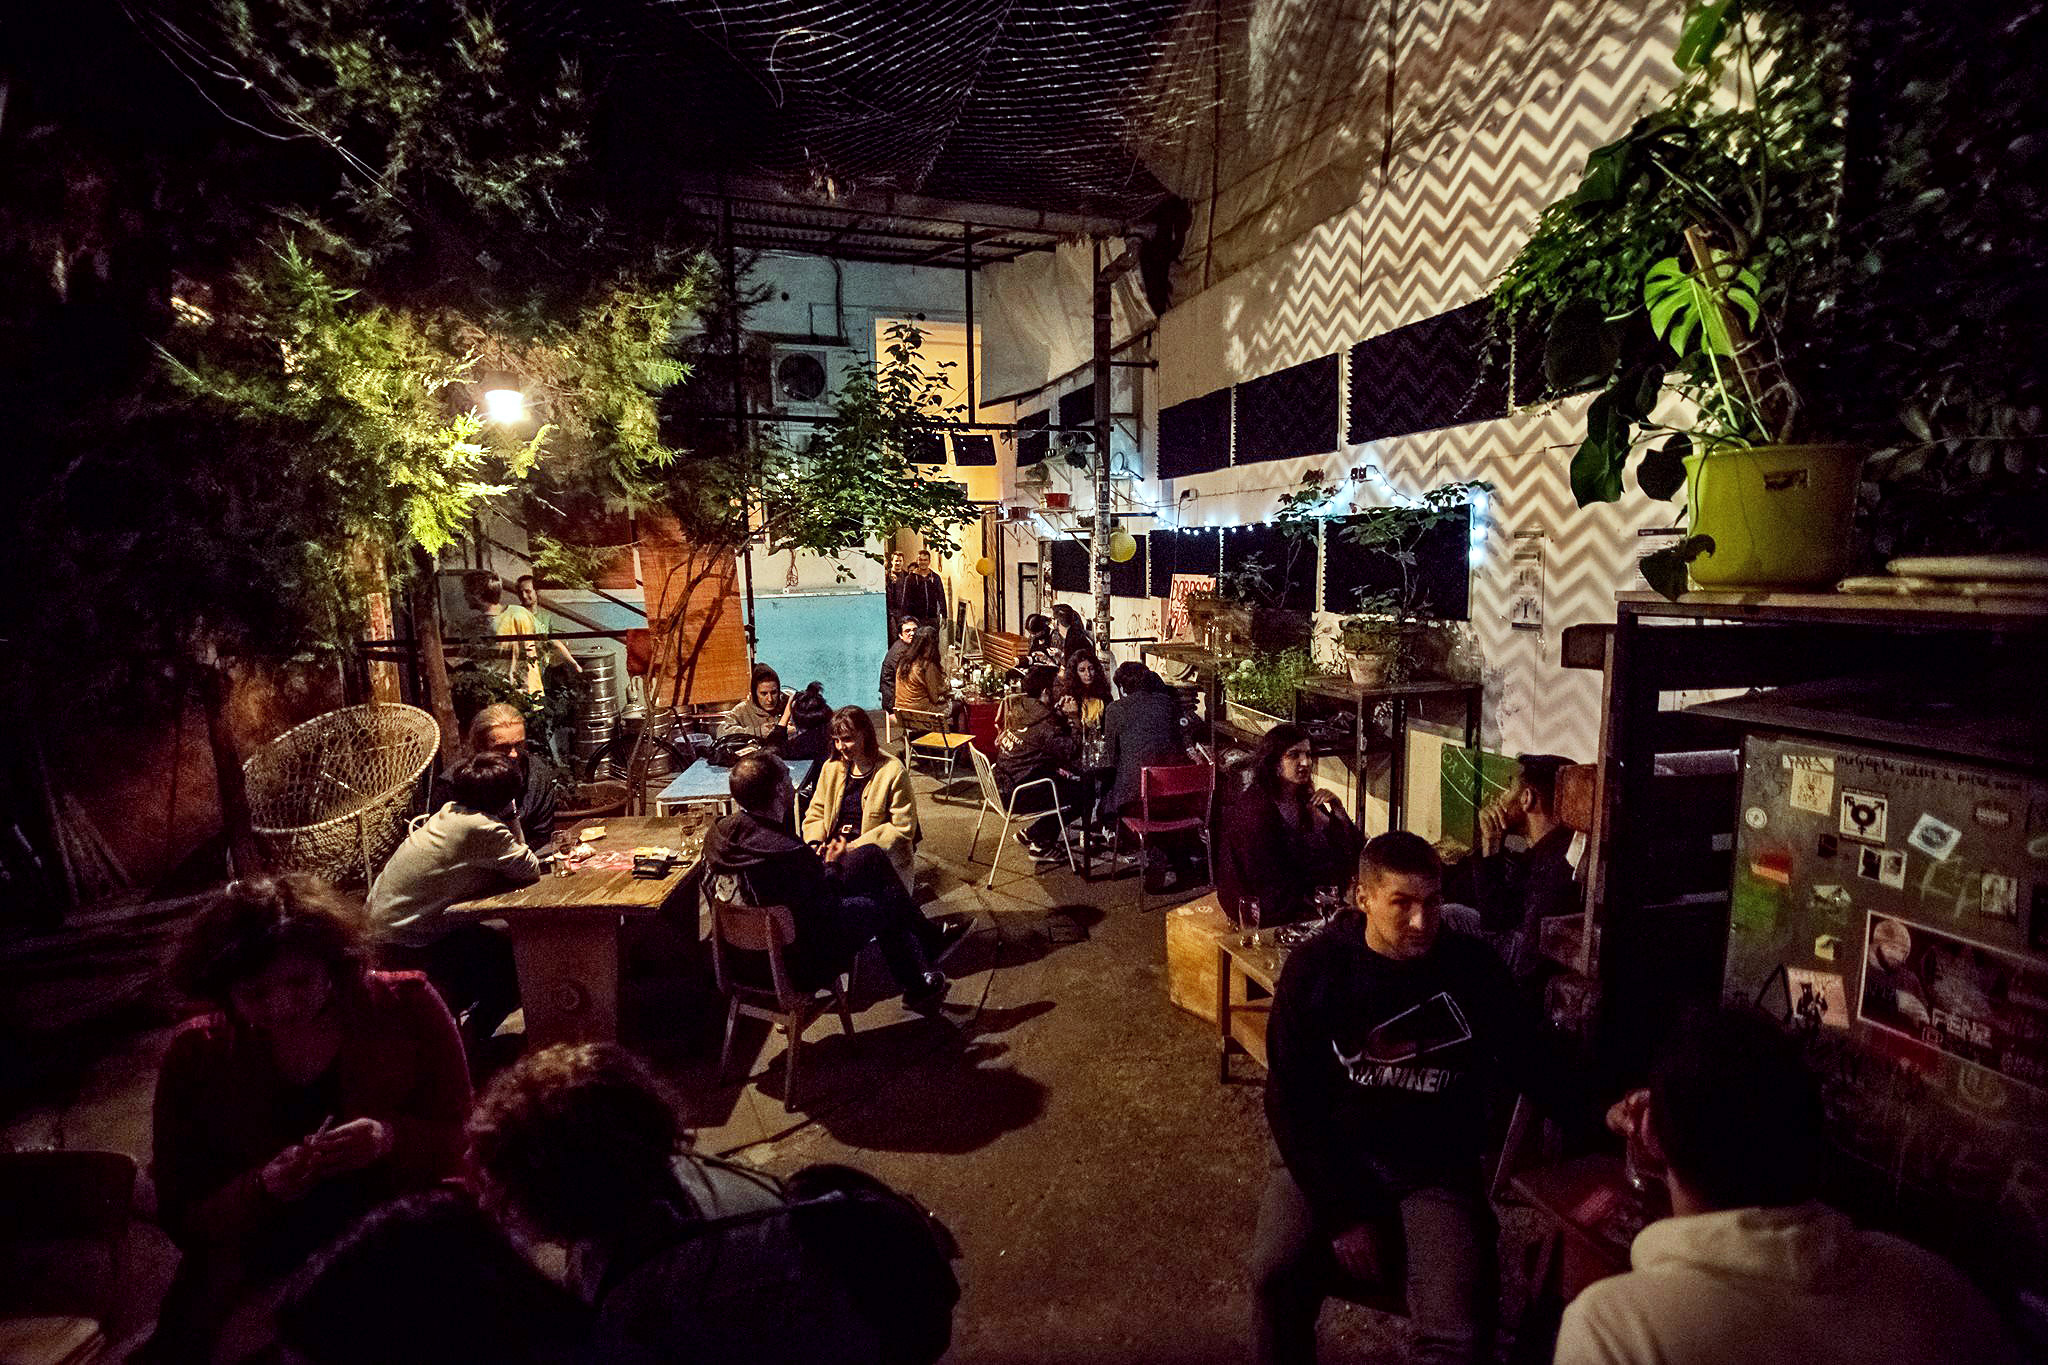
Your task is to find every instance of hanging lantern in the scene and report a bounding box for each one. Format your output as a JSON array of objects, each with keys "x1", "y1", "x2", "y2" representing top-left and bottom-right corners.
[
  {"x1": 974, "y1": 556, "x2": 995, "y2": 576},
  {"x1": 1108, "y1": 529, "x2": 1138, "y2": 562}
]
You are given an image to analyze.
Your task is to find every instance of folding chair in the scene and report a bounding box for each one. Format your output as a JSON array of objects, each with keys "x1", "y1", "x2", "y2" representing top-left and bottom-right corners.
[
  {"x1": 709, "y1": 886, "x2": 856, "y2": 1112},
  {"x1": 0, "y1": 1149, "x2": 136, "y2": 1365},
  {"x1": 896, "y1": 706, "x2": 976, "y2": 785},
  {"x1": 965, "y1": 746, "x2": 1076, "y2": 889},
  {"x1": 1116, "y1": 762, "x2": 1216, "y2": 912}
]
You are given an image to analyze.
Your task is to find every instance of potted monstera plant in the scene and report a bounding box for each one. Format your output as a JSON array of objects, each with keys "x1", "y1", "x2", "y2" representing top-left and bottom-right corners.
[{"x1": 1492, "y1": 0, "x2": 1859, "y2": 597}]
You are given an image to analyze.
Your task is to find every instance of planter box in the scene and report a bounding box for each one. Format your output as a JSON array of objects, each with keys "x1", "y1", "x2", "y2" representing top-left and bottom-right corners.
[{"x1": 1224, "y1": 700, "x2": 1288, "y2": 736}]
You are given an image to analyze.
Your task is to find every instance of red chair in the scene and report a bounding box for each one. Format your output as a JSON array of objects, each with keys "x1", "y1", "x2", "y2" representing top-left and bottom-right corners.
[{"x1": 1116, "y1": 762, "x2": 1215, "y2": 912}]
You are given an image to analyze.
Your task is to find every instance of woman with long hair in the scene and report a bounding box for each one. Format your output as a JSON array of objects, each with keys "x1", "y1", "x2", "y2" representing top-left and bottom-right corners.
[
  {"x1": 148, "y1": 876, "x2": 471, "y2": 1362},
  {"x1": 802, "y1": 706, "x2": 920, "y2": 891},
  {"x1": 894, "y1": 624, "x2": 958, "y2": 730},
  {"x1": 1049, "y1": 602, "x2": 1094, "y2": 661},
  {"x1": 1054, "y1": 649, "x2": 1113, "y2": 731},
  {"x1": 1216, "y1": 722, "x2": 1362, "y2": 927}
]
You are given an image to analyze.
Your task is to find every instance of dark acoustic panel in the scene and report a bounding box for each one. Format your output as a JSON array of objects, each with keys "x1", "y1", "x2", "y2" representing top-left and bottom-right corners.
[
  {"x1": 1346, "y1": 301, "x2": 1542, "y2": 444},
  {"x1": 905, "y1": 430, "x2": 944, "y2": 465},
  {"x1": 1156, "y1": 389, "x2": 1231, "y2": 479},
  {"x1": 1048, "y1": 538, "x2": 1089, "y2": 594},
  {"x1": 1222, "y1": 521, "x2": 1318, "y2": 613},
  {"x1": 1058, "y1": 384, "x2": 1096, "y2": 431},
  {"x1": 1321, "y1": 504, "x2": 1472, "y2": 620},
  {"x1": 1109, "y1": 535, "x2": 1148, "y2": 599},
  {"x1": 1234, "y1": 355, "x2": 1339, "y2": 464},
  {"x1": 952, "y1": 433, "x2": 996, "y2": 466},
  {"x1": 1148, "y1": 526, "x2": 1220, "y2": 596},
  {"x1": 1016, "y1": 410, "x2": 1049, "y2": 467}
]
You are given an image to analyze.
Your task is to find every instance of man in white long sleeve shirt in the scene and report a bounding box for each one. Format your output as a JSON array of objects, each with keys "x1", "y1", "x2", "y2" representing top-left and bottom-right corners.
[
  {"x1": 1555, "y1": 1007, "x2": 2017, "y2": 1365},
  {"x1": 369, "y1": 751, "x2": 541, "y2": 1058}
]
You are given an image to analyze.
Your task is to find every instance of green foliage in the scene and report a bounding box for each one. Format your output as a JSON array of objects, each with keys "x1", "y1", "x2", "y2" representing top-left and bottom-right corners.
[
  {"x1": 1217, "y1": 474, "x2": 1335, "y2": 608},
  {"x1": 1223, "y1": 647, "x2": 1316, "y2": 715},
  {"x1": 764, "y1": 323, "x2": 980, "y2": 561},
  {"x1": 1336, "y1": 482, "x2": 1487, "y2": 668},
  {"x1": 1492, "y1": 0, "x2": 1850, "y2": 506}
]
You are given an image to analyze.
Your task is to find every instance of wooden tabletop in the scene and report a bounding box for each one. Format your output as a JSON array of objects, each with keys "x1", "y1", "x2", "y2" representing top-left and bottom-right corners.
[
  {"x1": 1219, "y1": 936, "x2": 1290, "y2": 992},
  {"x1": 451, "y1": 815, "x2": 710, "y2": 914}
]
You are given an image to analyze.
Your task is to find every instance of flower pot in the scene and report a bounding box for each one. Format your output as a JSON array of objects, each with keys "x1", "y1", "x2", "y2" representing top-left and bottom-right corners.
[
  {"x1": 1042, "y1": 491, "x2": 1072, "y2": 510},
  {"x1": 1347, "y1": 653, "x2": 1390, "y2": 687},
  {"x1": 1682, "y1": 444, "x2": 1863, "y2": 589},
  {"x1": 1224, "y1": 700, "x2": 1287, "y2": 736}
]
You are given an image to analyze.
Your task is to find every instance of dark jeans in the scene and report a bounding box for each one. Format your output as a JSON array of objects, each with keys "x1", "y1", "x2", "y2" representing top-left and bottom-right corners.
[
  {"x1": 385, "y1": 922, "x2": 521, "y2": 1062},
  {"x1": 1250, "y1": 1161, "x2": 1496, "y2": 1365},
  {"x1": 823, "y1": 843, "x2": 939, "y2": 992},
  {"x1": 1005, "y1": 771, "x2": 1081, "y2": 847}
]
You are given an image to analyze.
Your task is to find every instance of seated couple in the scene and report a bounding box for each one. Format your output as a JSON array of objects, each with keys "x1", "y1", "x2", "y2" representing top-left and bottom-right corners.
[{"x1": 697, "y1": 735, "x2": 965, "y2": 1010}]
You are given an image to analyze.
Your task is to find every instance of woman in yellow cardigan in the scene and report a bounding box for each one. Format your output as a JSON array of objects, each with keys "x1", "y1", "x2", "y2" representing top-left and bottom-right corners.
[{"x1": 802, "y1": 705, "x2": 920, "y2": 892}]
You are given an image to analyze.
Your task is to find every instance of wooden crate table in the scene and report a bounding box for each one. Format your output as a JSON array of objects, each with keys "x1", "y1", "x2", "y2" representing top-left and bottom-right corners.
[
  {"x1": 1217, "y1": 935, "x2": 1290, "y2": 1082},
  {"x1": 449, "y1": 815, "x2": 707, "y2": 1047},
  {"x1": 1164, "y1": 893, "x2": 1234, "y2": 1022}
]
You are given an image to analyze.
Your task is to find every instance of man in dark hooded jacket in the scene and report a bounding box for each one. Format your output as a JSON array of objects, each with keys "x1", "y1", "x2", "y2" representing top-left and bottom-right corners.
[
  {"x1": 992, "y1": 665, "x2": 1082, "y2": 861},
  {"x1": 696, "y1": 753, "x2": 958, "y2": 1008}
]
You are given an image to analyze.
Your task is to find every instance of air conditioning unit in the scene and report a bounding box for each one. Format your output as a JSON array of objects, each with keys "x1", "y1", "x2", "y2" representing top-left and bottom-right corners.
[{"x1": 769, "y1": 346, "x2": 845, "y2": 413}]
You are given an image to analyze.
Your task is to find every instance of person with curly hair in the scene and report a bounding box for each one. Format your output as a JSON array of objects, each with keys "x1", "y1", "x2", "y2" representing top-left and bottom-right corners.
[
  {"x1": 145, "y1": 876, "x2": 470, "y2": 1364},
  {"x1": 1052, "y1": 648, "x2": 1113, "y2": 731},
  {"x1": 467, "y1": 1043, "x2": 878, "y2": 1363}
]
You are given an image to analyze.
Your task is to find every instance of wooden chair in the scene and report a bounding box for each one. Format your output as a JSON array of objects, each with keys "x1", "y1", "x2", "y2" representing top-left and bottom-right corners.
[
  {"x1": 896, "y1": 706, "x2": 976, "y2": 784},
  {"x1": 1116, "y1": 762, "x2": 1215, "y2": 912},
  {"x1": 0, "y1": 1149, "x2": 136, "y2": 1365},
  {"x1": 964, "y1": 746, "x2": 1076, "y2": 889},
  {"x1": 708, "y1": 886, "x2": 855, "y2": 1113}
]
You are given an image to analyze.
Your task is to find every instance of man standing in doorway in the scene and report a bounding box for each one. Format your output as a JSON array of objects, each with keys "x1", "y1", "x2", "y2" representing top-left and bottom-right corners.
[
  {"x1": 883, "y1": 550, "x2": 909, "y2": 641},
  {"x1": 899, "y1": 549, "x2": 948, "y2": 643}
]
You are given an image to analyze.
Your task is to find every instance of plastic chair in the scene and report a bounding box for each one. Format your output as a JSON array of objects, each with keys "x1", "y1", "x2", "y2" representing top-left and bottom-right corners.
[
  {"x1": 0, "y1": 1149, "x2": 136, "y2": 1365},
  {"x1": 896, "y1": 707, "x2": 976, "y2": 784},
  {"x1": 1116, "y1": 762, "x2": 1215, "y2": 912},
  {"x1": 709, "y1": 885, "x2": 855, "y2": 1112},
  {"x1": 965, "y1": 747, "x2": 1076, "y2": 889}
]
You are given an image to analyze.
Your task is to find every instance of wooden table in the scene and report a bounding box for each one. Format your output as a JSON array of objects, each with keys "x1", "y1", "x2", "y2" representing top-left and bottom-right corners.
[
  {"x1": 450, "y1": 815, "x2": 708, "y2": 1047},
  {"x1": 1217, "y1": 935, "x2": 1290, "y2": 1081},
  {"x1": 654, "y1": 758, "x2": 814, "y2": 816},
  {"x1": 1293, "y1": 676, "x2": 1482, "y2": 833},
  {"x1": 1508, "y1": 1152, "x2": 1646, "y2": 1297}
]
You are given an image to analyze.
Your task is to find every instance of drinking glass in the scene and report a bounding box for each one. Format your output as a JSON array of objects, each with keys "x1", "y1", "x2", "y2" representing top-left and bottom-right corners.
[
  {"x1": 1241, "y1": 895, "x2": 1263, "y2": 949},
  {"x1": 1312, "y1": 886, "x2": 1344, "y2": 924}
]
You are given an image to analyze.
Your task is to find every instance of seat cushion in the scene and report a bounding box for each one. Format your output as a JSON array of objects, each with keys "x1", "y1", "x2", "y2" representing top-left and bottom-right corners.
[
  {"x1": 1121, "y1": 815, "x2": 1206, "y2": 835},
  {"x1": 909, "y1": 733, "x2": 975, "y2": 750},
  {"x1": 0, "y1": 1316, "x2": 103, "y2": 1365}
]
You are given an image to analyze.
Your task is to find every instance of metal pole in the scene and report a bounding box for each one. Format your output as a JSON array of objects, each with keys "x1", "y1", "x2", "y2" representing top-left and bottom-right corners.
[
  {"x1": 723, "y1": 192, "x2": 758, "y2": 655},
  {"x1": 1091, "y1": 240, "x2": 1113, "y2": 653},
  {"x1": 963, "y1": 223, "x2": 977, "y2": 423}
]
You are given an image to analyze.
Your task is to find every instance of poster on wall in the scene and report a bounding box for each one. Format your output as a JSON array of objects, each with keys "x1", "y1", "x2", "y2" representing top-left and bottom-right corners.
[
  {"x1": 1858, "y1": 912, "x2": 2048, "y2": 1094},
  {"x1": 1509, "y1": 533, "x2": 1544, "y2": 631},
  {"x1": 1166, "y1": 573, "x2": 1215, "y2": 641}
]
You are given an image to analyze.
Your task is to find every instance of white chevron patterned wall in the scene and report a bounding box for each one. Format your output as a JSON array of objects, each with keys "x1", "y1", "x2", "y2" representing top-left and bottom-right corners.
[{"x1": 1150, "y1": 0, "x2": 1685, "y2": 763}]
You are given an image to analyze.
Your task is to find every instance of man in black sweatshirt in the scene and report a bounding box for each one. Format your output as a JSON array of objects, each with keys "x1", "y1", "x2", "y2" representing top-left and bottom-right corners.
[{"x1": 1255, "y1": 831, "x2": 1586, "y2": 1365}]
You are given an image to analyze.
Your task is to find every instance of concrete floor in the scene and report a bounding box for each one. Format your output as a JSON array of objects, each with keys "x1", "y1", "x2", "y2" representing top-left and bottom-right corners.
[{"x1": 3, "y1": 765, "x2": 1547, "y2": 1363}]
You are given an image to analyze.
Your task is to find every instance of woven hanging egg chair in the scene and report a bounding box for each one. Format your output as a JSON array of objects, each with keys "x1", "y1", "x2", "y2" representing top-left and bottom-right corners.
[{"x1": 243, "y1": 703, "x2": 442, "y2": 886}]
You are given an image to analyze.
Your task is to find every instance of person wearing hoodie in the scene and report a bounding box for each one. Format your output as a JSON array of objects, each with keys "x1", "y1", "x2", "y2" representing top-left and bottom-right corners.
[
  {"x1": 696, "y1": 752, "x2": 960, "y2": 1009},
  {"x1": 992, "y1": 665, "x2": 1082, "y2": 862},
  {"x1": 1254, "y1": 832, "x2": 1588, "y2": 1365},
  {"x1": 1555, "y1": 1007, "x2": 2018, "y2": 1365}
]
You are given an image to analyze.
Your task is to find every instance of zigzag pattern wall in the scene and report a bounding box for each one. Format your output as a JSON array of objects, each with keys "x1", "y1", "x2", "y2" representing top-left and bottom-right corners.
[{"x1": 1151, "y1": 0, "x2": 1683, "y2": 762}]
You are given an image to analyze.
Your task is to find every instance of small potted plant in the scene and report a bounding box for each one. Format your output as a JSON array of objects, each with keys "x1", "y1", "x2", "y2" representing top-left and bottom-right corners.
[
  {"x1": 1334, "y1": 482, "x2": 1486, "y2": 685},
  {"x1": 1491, "y1": 0, "x2": 1859, "y2": 597},
  {"x1": 1221, "y1": 646, "x2": 1316, "y2": 735},
  {"x1": 1206, "y1": 475, "x2": 1335, "y2": 652}
]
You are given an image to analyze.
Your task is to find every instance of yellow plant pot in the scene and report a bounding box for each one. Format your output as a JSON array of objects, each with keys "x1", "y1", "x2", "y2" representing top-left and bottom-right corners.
[{"x1": 1682, "y1": 443, "x2": 1863, "y2": 589}]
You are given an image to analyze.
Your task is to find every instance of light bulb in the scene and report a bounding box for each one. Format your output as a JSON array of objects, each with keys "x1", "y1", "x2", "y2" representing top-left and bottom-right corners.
[{"x1": 483, "y1": 388, "x2": 526, "y2": 424}]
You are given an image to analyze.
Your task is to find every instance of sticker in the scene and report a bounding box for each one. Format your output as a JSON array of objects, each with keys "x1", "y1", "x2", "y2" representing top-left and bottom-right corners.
[
  {"x1": 1750, "y1": 850, "x2": 1792, "y2": 885},
  {"x1": 1744, "y1": 806, "x2": 1770, "y2": 830},
  {"x1": 1816, "y1": 833, "x2": 1838, "y2": 859},
  {"x1": 2029, "y1": 833, "x2": 2048, "y2": 861},
  {"x1": 1981, "y1": 873, "x2": 2019, "y2": 923},
  {"x1": 1783, "y1": 754, "x2": 1835, "y2": 814},
  {"x1": 1814, "y1": 934, "x2": 1840, "y2": 962},
  {"x1": 1857, "y1": 844, "x2": 1907, "y2": 889},
  {"x1": 1918, "y1": 858, "x2": 1981, "y2": 919},
  {"x1": 1730, "y1": 871, "x2": 1785, "y2": 935},
  {"x1": 1906, "y1": 812, "x2": 1962, "y2": 862},
  {"x1": 1858, "y1": 912, "x2": 2048, "y2": 1094},
  {"x1": 1974, "y1": 802, "x2": 2013, "y2": 830},
  {"x1": 1840, "y1": 790, "x2": 1889, "y2": 844},
  {"x1": 1810, "y1": 884, "x2": 1853, "y2": 923},
  {"x1": 1786, "y1": 967, "x2": 1849, "y2": 1030}
]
